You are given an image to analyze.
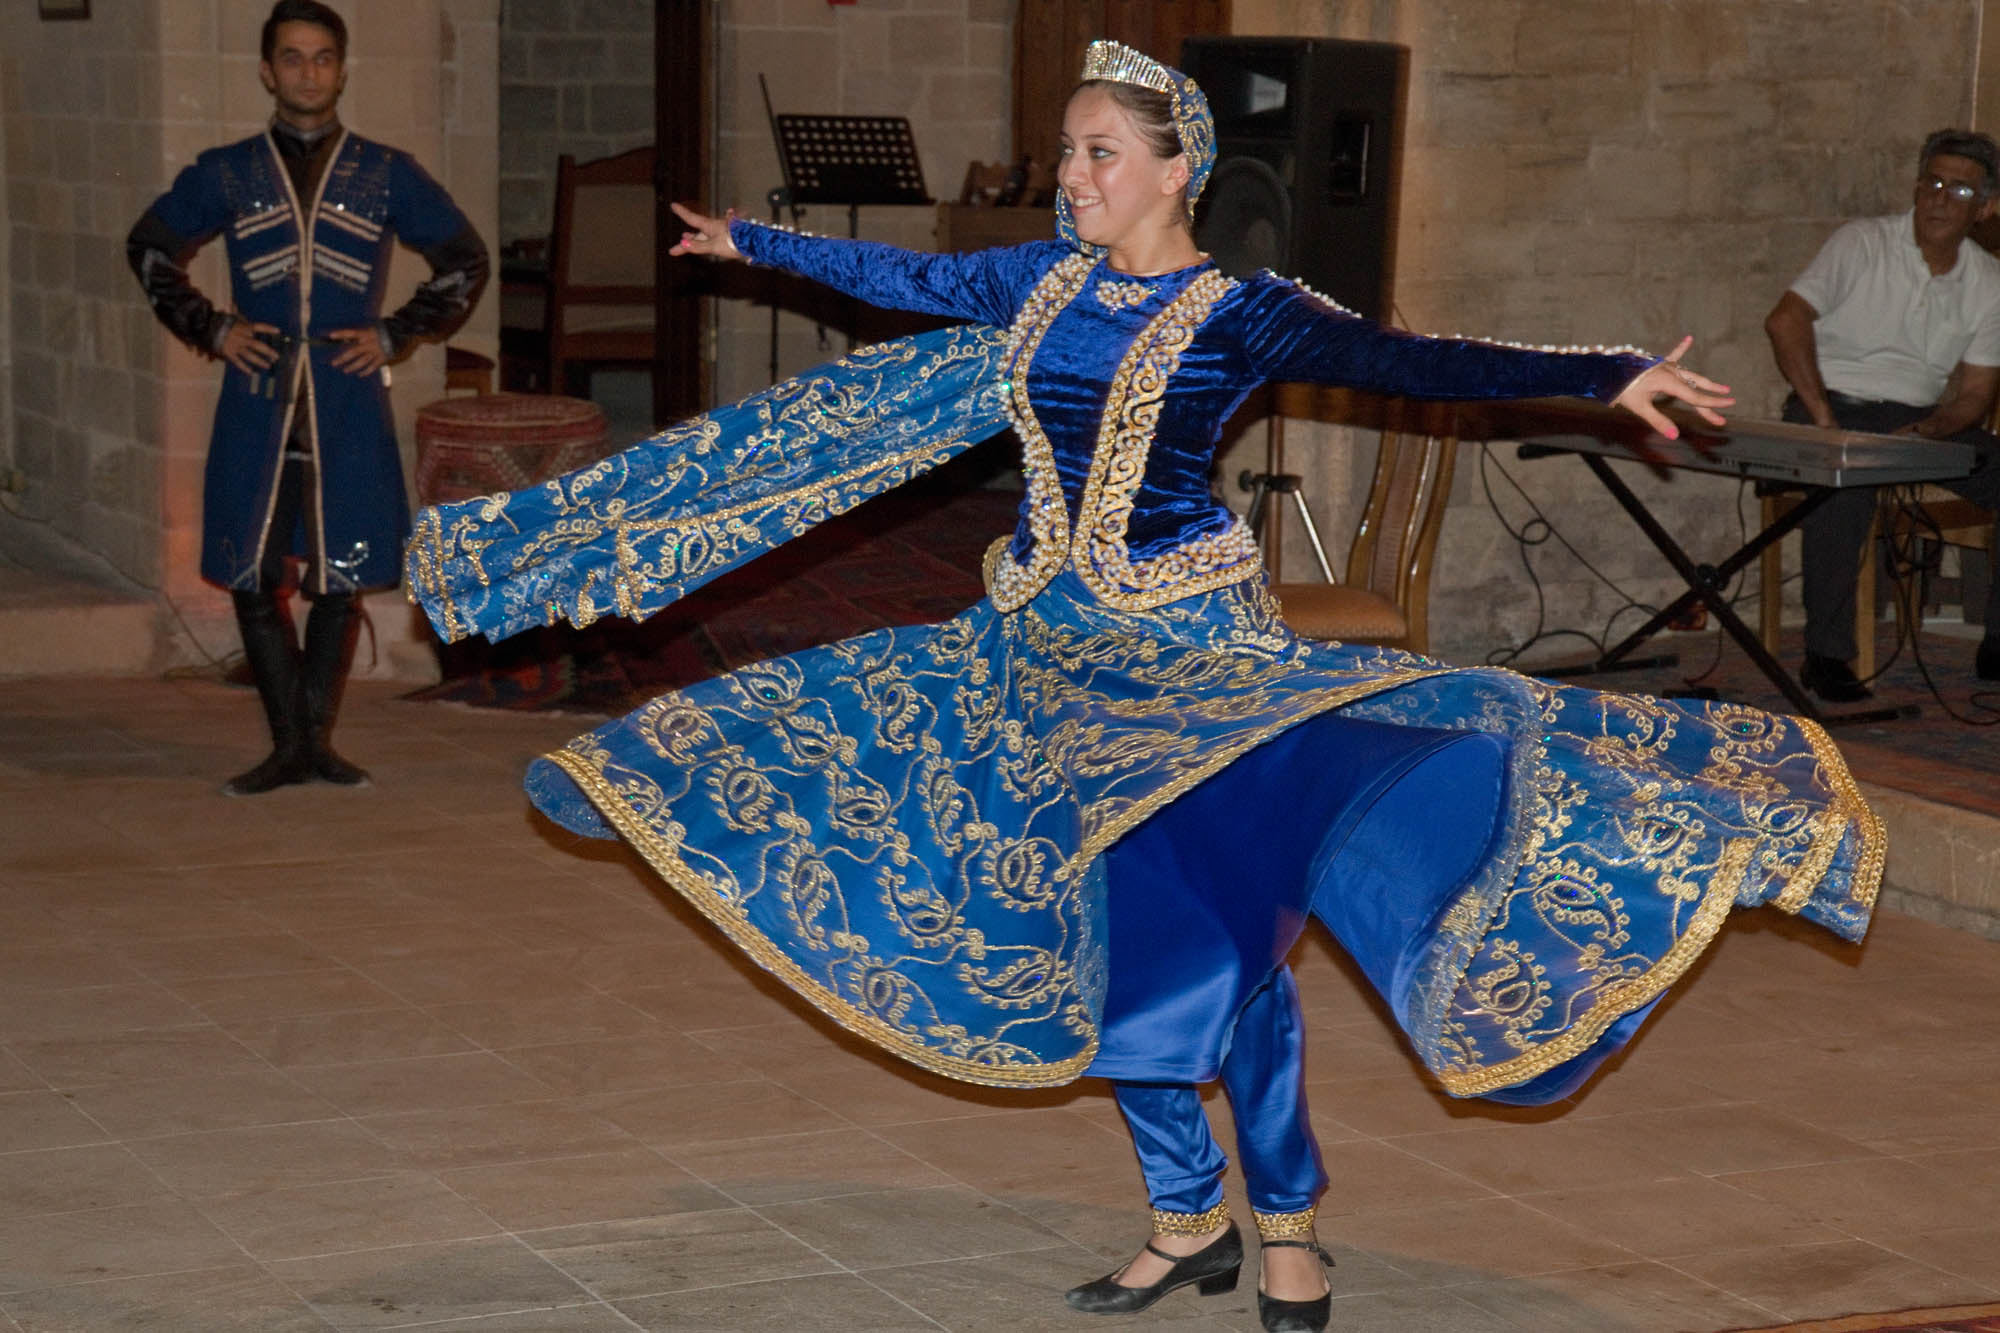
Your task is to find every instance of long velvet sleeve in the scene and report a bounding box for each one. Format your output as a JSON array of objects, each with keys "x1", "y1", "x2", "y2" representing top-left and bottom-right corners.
[
  {"x1": 729, "y1": 217, "x2": 1063, "y2": 328},
  {"x1": 1239, "y1": 276, "x2": 1655, "y2": 403},
  {"x1": 127, "y1": 158, "x2": 233, "y2": 355}
]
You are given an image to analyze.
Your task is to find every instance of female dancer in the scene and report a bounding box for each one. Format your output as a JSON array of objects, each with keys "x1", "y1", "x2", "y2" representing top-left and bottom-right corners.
[{"x1": 408, "y1": 41, "x2": 1878, "y2": 1333}]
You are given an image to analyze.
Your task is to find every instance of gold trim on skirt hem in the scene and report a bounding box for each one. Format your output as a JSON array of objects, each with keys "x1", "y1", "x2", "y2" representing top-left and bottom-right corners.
[{"x1": 543, "y1": 747, "x2": 1100, "y2": 1090}]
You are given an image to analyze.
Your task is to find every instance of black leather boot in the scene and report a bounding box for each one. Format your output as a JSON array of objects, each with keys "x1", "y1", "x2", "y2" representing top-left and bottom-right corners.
[
  {"x1": 300, "y1": 593, "x2": 370, "y2": 786},
  {"x1": 224, "y1": 589, "x2": 311, "y2": 796}
]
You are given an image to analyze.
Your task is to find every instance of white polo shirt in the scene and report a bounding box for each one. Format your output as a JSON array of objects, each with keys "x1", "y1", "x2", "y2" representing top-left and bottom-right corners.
[{"x1": 1789, "y1": 210, "x2": 2000, "y2": 406}]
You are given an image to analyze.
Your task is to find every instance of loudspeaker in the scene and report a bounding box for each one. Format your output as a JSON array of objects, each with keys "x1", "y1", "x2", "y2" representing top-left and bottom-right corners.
[{"x1": 1180, "y1": 37, "x2": 1408, "y2": 322}]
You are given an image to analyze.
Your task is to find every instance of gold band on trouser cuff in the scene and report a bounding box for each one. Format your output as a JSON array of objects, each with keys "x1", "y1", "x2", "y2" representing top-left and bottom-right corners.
[
  {"x1": 1152, "y1": 1201, "x2": 1230, "y2": 1236},
  {"x1": 1252, "y1": 1206, "x2": 1316, "y2": 1240}
]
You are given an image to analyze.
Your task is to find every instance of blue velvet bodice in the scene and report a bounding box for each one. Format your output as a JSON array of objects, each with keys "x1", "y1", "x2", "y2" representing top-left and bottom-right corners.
[{"x1": 731, "y1": 220, "x2": 1652, "y2": 610}]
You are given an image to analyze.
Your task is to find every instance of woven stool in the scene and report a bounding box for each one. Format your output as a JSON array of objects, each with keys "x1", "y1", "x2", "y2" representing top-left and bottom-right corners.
[{"x1": 414, "y1": 392, "x2": 611, "y2": 505}]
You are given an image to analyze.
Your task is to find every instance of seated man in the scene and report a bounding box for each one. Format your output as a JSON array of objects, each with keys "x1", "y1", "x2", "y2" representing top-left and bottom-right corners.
[{"x1": 1765, "y1": 128, "x2": 2000, "y2": 700}]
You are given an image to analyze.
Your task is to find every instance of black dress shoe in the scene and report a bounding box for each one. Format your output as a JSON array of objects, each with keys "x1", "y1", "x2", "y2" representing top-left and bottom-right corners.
[
  {"x1": 1064, "y1": 1221, "x2": 1243, "y2": 1315},
  {"x1": 1800, "y1": 654, "x2": 1872, "y2": 703},
  {"x1": 221, "y1": 747, "x2": 312, "y2": 797},
  {"x1": 1978, "y1": 638, "x2": 2000, "y2": 682},
  {"x1": 1257, "y1": 1237, "x2": 1335, "y2": 1333}
]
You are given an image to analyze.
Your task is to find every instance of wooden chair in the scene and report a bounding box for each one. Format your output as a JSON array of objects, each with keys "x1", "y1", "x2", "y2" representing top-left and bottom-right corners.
[
  {"x1": 1261, "y1": 386, "x2": 1459, "y2": 655},
  {"x1": 545, "y1": 146, "x2": 657, "y2": 397}
]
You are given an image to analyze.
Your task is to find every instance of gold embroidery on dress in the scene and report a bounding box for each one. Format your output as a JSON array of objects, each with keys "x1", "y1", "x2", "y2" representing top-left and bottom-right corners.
[
  {"x1": 988, "y1": 254, "x2": 1096, "y2": 612},
  {"x1": 1095, "y1": 278, "x2": 1157, "y2": 311}
]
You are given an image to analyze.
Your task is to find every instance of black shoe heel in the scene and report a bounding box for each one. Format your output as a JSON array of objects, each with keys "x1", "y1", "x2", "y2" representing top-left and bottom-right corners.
[
  {"x1": 1257, "y1": 1237, "x2": 1334, "y2": 1333},
  {"x1": 1064, "y1": 1221, "x2": 1243, "y2": 1315}
]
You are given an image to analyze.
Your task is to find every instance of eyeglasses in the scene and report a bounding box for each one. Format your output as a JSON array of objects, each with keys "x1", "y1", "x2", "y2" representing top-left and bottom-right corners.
[{"x1": 1918, "y1": 175, "x2": 1983, "y2": 202}]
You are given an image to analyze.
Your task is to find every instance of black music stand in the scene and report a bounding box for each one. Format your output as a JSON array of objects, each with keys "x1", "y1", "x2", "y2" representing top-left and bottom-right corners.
[{"x1": 760, "y1": 80, "x2": 932, "y2": 379}]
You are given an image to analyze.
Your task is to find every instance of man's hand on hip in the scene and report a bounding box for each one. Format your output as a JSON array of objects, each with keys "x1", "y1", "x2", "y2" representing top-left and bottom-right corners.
[
  {"x1": 328, "y1": 326, "x2": 389, "y2": 376},
  {"x1": 219, "y1": 319, "x2": 280, "y2": 375}
]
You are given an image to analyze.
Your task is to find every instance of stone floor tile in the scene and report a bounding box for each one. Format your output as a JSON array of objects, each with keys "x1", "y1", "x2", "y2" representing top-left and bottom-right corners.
[
  {"x1": 583, "y1": 1078, "x2": 851, "y2": 1147},
  {"x1": 112, "y1": 931, "x2": 333, "y2": 983},
  {"x1": 615, "y1": 1273, "x2": 942, "y2": 1332},
  {"x1": 1593, "y1": 1103, "x2": 1884, "y2": 1176},
  {"x1": 1301, "y1": 1073, "x2": 1552, "y2": 1138},
  {"x1": 197, "y1": 1172, "x2": 501, "y2": 1261},
  {"x1": 521, "y1": 1208, "x2": 838, "y2": 1299},
  {"x1": 440, "y1": 1145, "x2": 732, "y2": 1231},
  {"x1": 1388, "y1": 1119, "x2": 1687, "y2": 1197},
  {"x1": 58, "y1": 1069, "x2": 337, "y2": 1138},
  {"x1": 876, "y1": 1109, "x2": 1136, "y2": 1196},
  {"x1": 758, "y1": 1184, "x2": 1063, "y2": 1270},
  {"x1": 226, "y1": 1007, "x2": 477, "y2": 1068},
  {"x1": 365, "y1": 1304, "x2": 633, "y2": 1330},
  {"x1": 1318, "y1": 1197, "x2": 1639, "y2": 1284},
  {"x1": 495, "y1": 1031, "x2": 756, "y2": 1097},
  {"x1": 864, "y1": 1247, "x2": 1225, "y2": 1330},
  {"x1": 0, "y1": 1200, "x2": 244, "y2": 1293},
  {"x1": 1448, "y1": 1259, "x2": 1776, "y2": 1332},
  {"x1": 1514, "y1": 1173, "x2": 1844, "y2": 1260},
  {"x1": 290, "y1": 1051, "x2": 558, "y2": 1117},
  {"x1": 0, "y1": 1145, "x2": 170, "y2": 1220},
  {"x1": 425, "y1": 993, "x2": 656, "y2": 1049},
  {"x1": 354, "y1": 950, "x2": 601, "y2": 1008},
  {"x1": 10, "y1": 1026, "x2": 270, "y2": 1086},
  {"x1": 1674, "y1": 1240, "x2": 2000, "y2": 1323},
  {"x1": 1718, "y1": 1155, "x2": 2000, "y2": 1248},
  {"x1": 358, "y1": 1100, "x2": 638, "y2": 1171},
  {"x1": 124, "y1": 1118, "x2": 402, "y2": 1196},
  {"x1": 267, "y1": 1235, "x2": 593, "y2": 1329},
  {"x1": 772, "y1": 1060, "x2": 1062, "y2": 1128},
  {"x1": 0, "y1": 1091, "x2": 109, "y2": 1153},
  {"x1": 668, "y1": 1126, "x2": 956, "y2": 1206},
  {"x1": 168, "y1": 967, "x2": 409, "y2": 1024},
  {"x1": 1889, "y1": 1223, "x2": 2000, "y2": 1289},
  {"x1": 1306, "y1": 1139, "x2": 1503, "y2": 1215},
  {"x1": 0, "y1": 985, "x2": 207, "y2": 1042},
  {"x1": 0, "y1": 1265, "x2": 327, "y2": 1332},
  {"x1": 0, "y1": 945, "x2": 142, "y2": 991}
]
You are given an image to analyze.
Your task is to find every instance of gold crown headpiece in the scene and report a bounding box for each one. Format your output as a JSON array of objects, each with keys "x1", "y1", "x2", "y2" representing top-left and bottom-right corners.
[{"x1": 1080, "y1": 39, "x2": 1177, "y2": 95}]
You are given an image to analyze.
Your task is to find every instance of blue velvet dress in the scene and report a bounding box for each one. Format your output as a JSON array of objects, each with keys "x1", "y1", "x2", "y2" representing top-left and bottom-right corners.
[{"x1": 406, "y1": 221, "x2": 1880, "y2": 1110}]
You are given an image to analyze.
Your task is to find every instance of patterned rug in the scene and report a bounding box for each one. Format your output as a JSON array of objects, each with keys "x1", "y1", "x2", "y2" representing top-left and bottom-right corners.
[{"x1": 1722, "y1": 1304, "x2": 2000, "y2": 1331}]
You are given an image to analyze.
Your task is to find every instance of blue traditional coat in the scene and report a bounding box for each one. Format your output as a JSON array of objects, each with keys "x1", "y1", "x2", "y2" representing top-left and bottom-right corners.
[{"x1": 139, "y1": 129, "x2": 477, "y2": 593}]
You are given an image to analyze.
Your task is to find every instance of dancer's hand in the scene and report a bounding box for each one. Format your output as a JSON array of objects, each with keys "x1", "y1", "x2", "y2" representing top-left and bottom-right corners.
[
  {"x1": 669, "y1": 202, "x2": 742, "y2": 260},
  {"x1": 1613, "y1": 335, "x2": 1734, "y2": 440}
]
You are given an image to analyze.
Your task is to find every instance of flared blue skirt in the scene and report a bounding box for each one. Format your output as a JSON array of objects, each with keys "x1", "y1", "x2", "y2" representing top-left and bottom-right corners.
[{"x1": 526, "y1": 567, "x2": 1880, "y2": 1104}]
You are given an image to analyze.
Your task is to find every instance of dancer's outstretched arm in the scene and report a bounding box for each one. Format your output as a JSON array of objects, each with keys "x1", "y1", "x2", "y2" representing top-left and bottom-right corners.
[{"x1": 671, "y1": 201, "x2": 1059, "y2": 330}]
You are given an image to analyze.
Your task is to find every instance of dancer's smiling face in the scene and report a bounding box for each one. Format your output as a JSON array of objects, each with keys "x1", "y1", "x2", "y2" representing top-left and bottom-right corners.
[{"x1": 1057, "y1": 85, "x2": 1190, "y2": 251}]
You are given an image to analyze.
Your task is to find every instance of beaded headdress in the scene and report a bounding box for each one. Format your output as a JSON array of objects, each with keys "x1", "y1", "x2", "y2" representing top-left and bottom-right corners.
[{"x1": 1058, "y1": 39, "x2": 1216, "y2": 253}]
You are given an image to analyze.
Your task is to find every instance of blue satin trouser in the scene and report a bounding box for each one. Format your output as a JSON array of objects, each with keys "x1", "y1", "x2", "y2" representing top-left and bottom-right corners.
[{"x1": 1111, "y1": 964, "x2": 1326, "y2": 1216}]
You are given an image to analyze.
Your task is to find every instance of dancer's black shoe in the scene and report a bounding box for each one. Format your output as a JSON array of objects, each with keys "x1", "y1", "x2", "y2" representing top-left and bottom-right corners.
[
  {"x1": 1064, "y1": 1221, "x2": 1243, "y2": 1315},
  {"x1": 1257, "y1": 1237, "x2": 1334, "y2": 1332},
  {"x1": 1977, "y1": 637, "x2": 2000, "y2": 682}
]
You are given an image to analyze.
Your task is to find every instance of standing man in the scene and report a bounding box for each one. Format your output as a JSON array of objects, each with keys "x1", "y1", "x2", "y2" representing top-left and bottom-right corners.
[
  {"x1": 1766, "y1": 128, "x2": 2000, "y2": 701},
  {"x1": 128, "y1": 0, "x2": 488, "y2": 793}
]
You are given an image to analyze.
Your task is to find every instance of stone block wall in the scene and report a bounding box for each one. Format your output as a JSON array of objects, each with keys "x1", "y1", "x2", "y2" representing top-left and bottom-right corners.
[
  {"x1": 710, "y1": 0, "x2": 1015, "y2": 404},
  {"x1": 1, "y1": 5, "x2": 169, "y2": 589},
  {"x1": 498, "y1": 0, "x2": 656, "y2": 247},
  {"x1": 0, "y1": 0, "x2": 493, "y2": 677},
  {"x1": 1229, "y1": 0, "x2": 1984, "y2": 663}
]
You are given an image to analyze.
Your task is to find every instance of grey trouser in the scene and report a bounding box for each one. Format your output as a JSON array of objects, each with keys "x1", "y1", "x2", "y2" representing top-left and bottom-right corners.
[{"x1": 1782, "y1": 393, "x2": 2000, "y2": 661}]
